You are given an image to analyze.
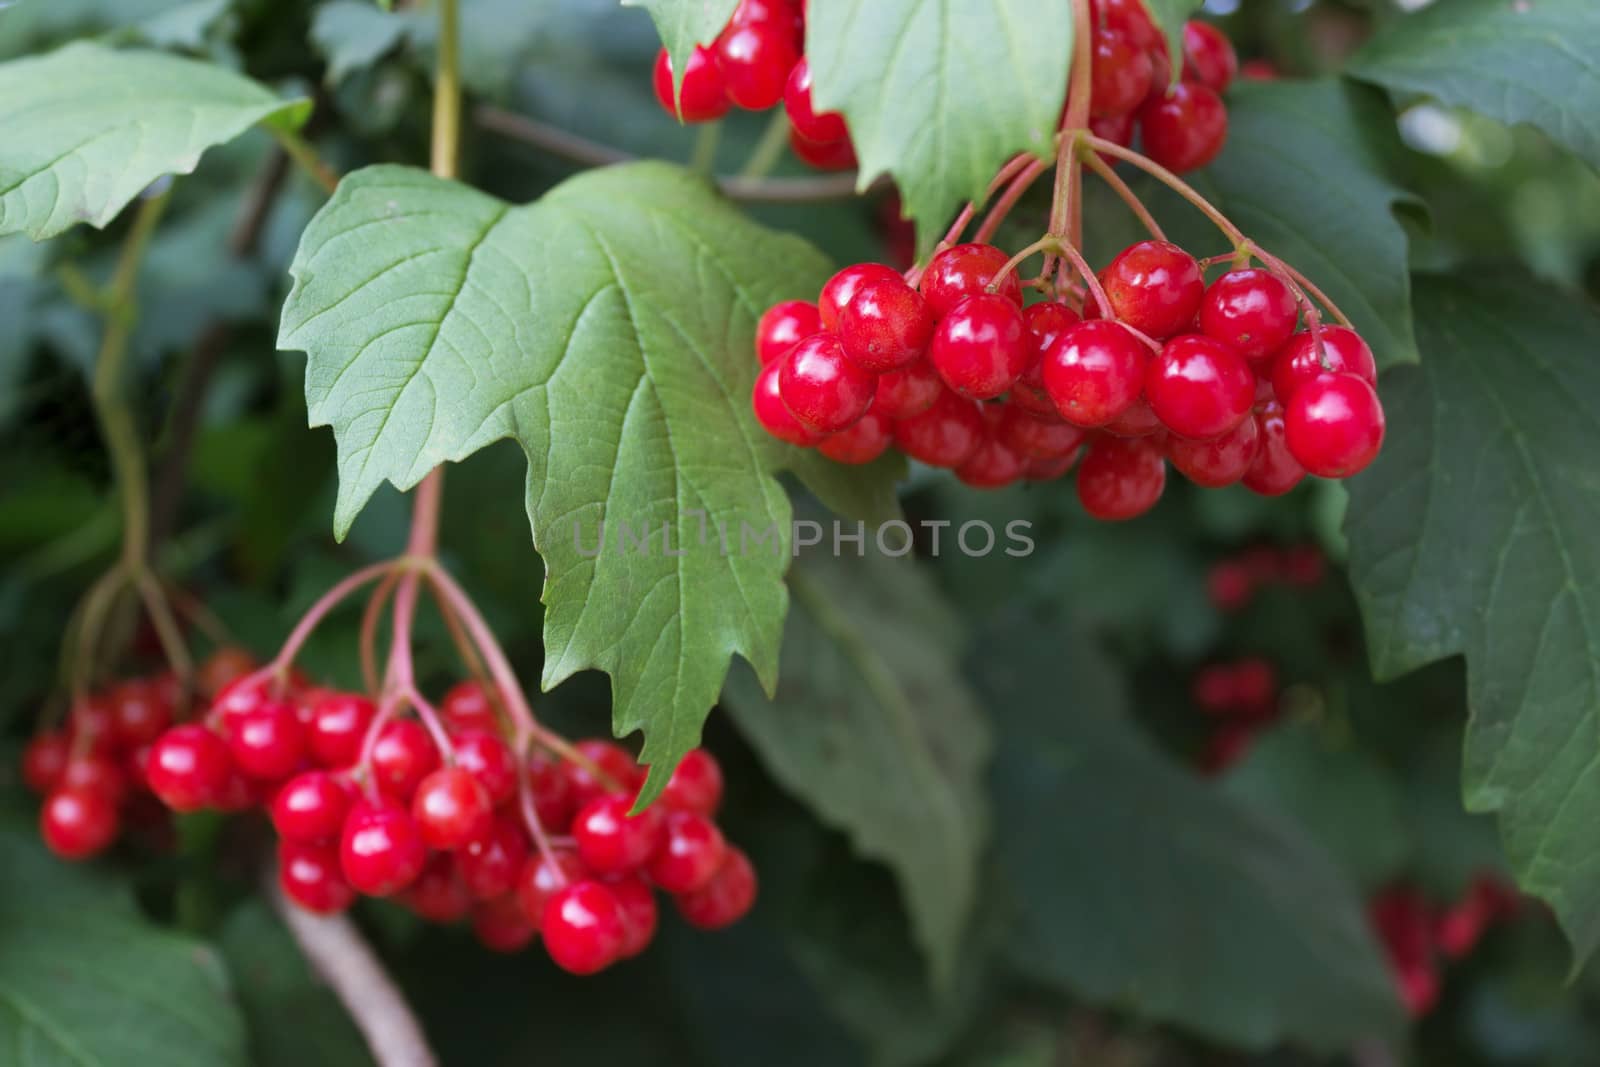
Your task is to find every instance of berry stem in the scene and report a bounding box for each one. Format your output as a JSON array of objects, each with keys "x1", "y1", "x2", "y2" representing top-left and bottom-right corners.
[
  {"x1": 972, "y1": 160, "x2": 1047, "y2": 244},
  {"x1": 1080, "y1": 148, "x2": 1168, "y2": 242},
  {"x1": 1242, "y1": 241, "x2": 1356, "y2": 329},
  {"x1": 1082, "y1": 134, "x2": 1245, "y2": 245},
  {"x1": 360, "y1": 569, "x2": 401, "y2": 696},
  {"x1": 738, "y1": 110, "x2": 791, "y2": 179},
  {"x1": 1050, "y1": 0, "x2": 1094, "y2": 248},
  {"x1": 135, "y1": 570, "x2": 193, "y2": 684},
  {"x1": 990, "y1": 236, "x2": 1060, "y2": 291},
  {"x1": 270, "y1": 126, "x2": 340, "y2": 196},
  {"x1": 269, "y1": 560, "x2": 404, "y2": 678},
  {"x1": 516, "y1": 749, "x2": 565, "y2": 875},
  {"x1": 690, "y1": 121, "x2": 723, "y2": 178}
]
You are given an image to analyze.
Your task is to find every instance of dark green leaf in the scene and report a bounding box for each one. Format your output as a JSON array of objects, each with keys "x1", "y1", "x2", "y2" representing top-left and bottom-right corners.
[
  {"x1": 279, "y1": 161, "x2": 903, "y2": 801},
  {"x1": 805, "y1": 0, "x2": 1072, "y2": 251},
  {"x1": 621, "y1": 0, "x2": 741, "y2": 101},
  {"x1": 1345, "y1": 271, "x2": 1600, "y2": 964},
  {"x1": 1350, "y1": 0, "x2": 1600, "y2": 171}
]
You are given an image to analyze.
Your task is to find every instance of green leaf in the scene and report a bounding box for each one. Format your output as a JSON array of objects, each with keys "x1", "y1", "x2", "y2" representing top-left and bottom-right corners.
[
  {"x1": 0, "y1": 43, "x2": 309, "y2": 241},
  {"x1": 309, "y1": 1, "x2": 424, "y2": 84},
  {"x1": 721, "y1": 544, "x2": 990, "y2": 984},
  {"x1": 1349, "y1": 0, "x2": 1600, "y2": 171},
  {"x1": 0, "y1": 822, "x2": 248, "y2": 1066},
  {"x1": 279, "y1": 161, "x2": 902, "y2": 801},
  {"x1": 1344, "y1": 271, "x2": 1600, "y2": 965},
  {"x1": 621, "y1": 0, "x2": 741, "y2": 101},
  {"x1": 1139, "y1": 0, "x2": 1202, "y2": 81},
  {"x1": 974, "y1": 607, "x2": 1403, "y2": 1050},
  {"x1": 805, "y1": 0, "x2": 1072, "y2": 251}
]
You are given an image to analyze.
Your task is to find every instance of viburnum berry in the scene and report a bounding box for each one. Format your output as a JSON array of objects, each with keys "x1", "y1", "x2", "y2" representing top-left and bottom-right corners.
[
  {"x1": 542, "y1": 880, "x2": 630, "y2": 975},
  {"x1": 1241, "y1": 399, "x2": 1306, "y2": 496},
  {"x1": 956, "y1": 432, "x2": 1027, "y2": 489},
  {"x1": 40, "y1": 786, "x2": 120, "y2": 860},
  {"x1": 1166, "y1": 413, "x2": 1259, "y2": 487},
  {"x1": 1100, "y1": 240, "x2": 1205, "y2": 340},
  {"x1": 572, "y1": 793, "x2": 666, "y2": 874},
  {"x1": 1145, "y1": 334, "x2": 1255, "y2": 441},
  {"x1": 1192, "y1": 664, "x2": 1238, "y2": 715},
  {"x1": 1041, "y1": 320, "x2": 1148, "y2": 427},
  {"x1": 440, "y1": 680, "x2": 497, "y2": 734},
  {"x1": 1139, "y1": 81, "x2": 1228, "y2": 173},
  {"x1": 787, "y1": 129, "x2": 857, "y2": 171},
  {"x1": 1025, "y1": 451, "x2": 1081, "y2": 481},
  {"x1": 528, "y1": 749, "x2": 576, "y2": 829},
  {"x1": 1199, "y1": 269, "x2": 1298, "y2": 360},
  {"x1": 279, "y1": 839, "x2": 356, "y2": 914},
  {"x1": 647, "y1": 810, "x2": 727, "y2": 893},
  {"x1": 146, "y1": 724, "x2": 232, "y2": 811},
  {"x1": 610, "y1": 875, "x2": 660, "y2": 959},
  {"x1": 108, "y1": 680, "x2": 171, "y2": 748},
  {"x1": 211, "y1": 673, "x2": 270, "y2": 727},
  {"x1": 60, "y1": 755, "x2": 128, "y2": 805},
  {"x1": 675, "y1": 847, "x2": 758, "y2": 930},
  {"x1": 226, "y1": 699, "x2": 307, "y2": 781},
  {"x1": 340, "y1": 800, "x2": 427, "y2": 896},
  {"x1": 1282, "y1": 544, "x2": 1326, "y2": 587},
  {"x1": 1284, "y1": 373, "x2": 1385, "y2": 478},
  {"x1": 1012, "y1": 301, "x2": 1082, "y2": 417},
  {"x1": 892, "y1": 389, "x2": 986, "y2": 468},
  {"x1": 929, "y1": 293, "x2": 1028, "y2": 399},
  {"x1": 755, "y1": 300, "x2": 823, "y2": 365},
  {"x1": 652, "y1": 46, "x2": 732, "y2": 123},
  {"x1": 457, "y1": 815, "x2": 530, "y2": 900},
  {"x1": 752, "y1": 361, "x2": 824, "y2": 447},
  {"x1": 197, "y1": 646, "x2": 256, "y2": 698},
  {"x1": 778, "y1": 334, "x2": 877, "y2": 433},
  {"x1": 1090, "y1": 28, "x2": 1154, "y2": 118},
  {"x1": 818, "y1": 410, "x2": 892, "y2": 465},
  {"x1": 660, "y1": 749, "x2": 725, "y2": 816},
  {"x1": 308, "y1": 691, "x2": 376, "y2": 768},
  {"x1": 472, "y1": 894, "x2": 538, "y2": 953},
  {"x1": 714, "y1": 21, "x2": 799, "y2": 111},
  {"x1": 1270, "y1": 326, "x2": 1377, "y2": 402},
  {"x1": 406, "y1": 853, "x2": 474, "y2": 923},
  {"x1": 1182, "y1": 20, "x2": 1239, "y2": 93},
  {"x1": 515, "y1": 849, "x2": 589, "y2": 926},
  {"x1": 450, "y1": 729, "x2": 517, "y2": 807},
  {"x1": 818, "y1": 263, "x2": 903, "y2": 329},
  {"x1": 412, "y1": 766, "x2": 495, "y2": 850},
  {"x1": 1076, "y1": 436, "x2": 1168, "y2": 521},
  {"x1": 1089, "y1": 112, "x2": 1136, "y2": 164},
  {"x1": 918, "y1": 243, "x2": 1023, "y2": 318},
  {"x1": 729, "y1": 0, "x2": 803, "y2": 39},
  {"x1": 996, "y1": 402, "x2": 1086, "y2": 461},
  {"x1": 1103, "y1": 397, "x2": 1164, "y2": 438},
  {"x1": 783, "y1": 58, "x2": 848, "y2": 144},
  {"x1": 1232, "y1": 658, "x2": 1278, "y2": 716},
  {"x1": 564, "y1": 740, "x2": 642, "y2": 810},
  {"x1": 1095, "y1": 0, "x2": 1161, "y2": 50},
  {"x1": 1207, "y1": 559, "x2": 1255, "y2": 610},
  {"x1": 272, "y1": 770, "x2": 353, "y2": 843},
  {"x1": 22, "y1": 731, "x2": 69, "y2": 794},
  {"x1": 370, "y1": 718, "x2": 441, "y2": 802},
  {"x1": 838, "y1": 278, "x2": 934, "y2": 372},
  {"x1": 872, "y1": 360, "x2": 942, "y2": 419}
]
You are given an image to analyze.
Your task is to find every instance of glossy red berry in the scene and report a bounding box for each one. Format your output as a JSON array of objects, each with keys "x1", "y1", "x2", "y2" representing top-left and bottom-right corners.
[
  {"x1": 1182, "y1": 20, "x2": 1238, "y2": 93},
  {"x1": 730, "y1": 0, "x2": 803, "y2": 37},
  {"x1": 1166, "y1": 413, "x2": 1259, "y2": 487},
  {"x1": 891, "y1": 389, "x2": 986, "y2": 468},
  {"x1": 1103, "y1": 397, "x2": 1163, "y2": 438},
  {"x1": 872, "y1": 360, "x2": 943, "y2": 419},
  {"x1": 406, "y1": 853, "x2": 474, "y2": 922},
  {"x1": 440, "y1": 680, "x2": 497, "y2": 734},
  {"x1": 929, "y1": 293, "x2": 1028, "y2": 399},
  {"x1": 450, "y1": 729, "x2": 517, "y2": 807},
  {"x1": 788, "y1": 127, "x2": 858, "y2": 170},
  {"x1": 1270, "y1": 326, "x2": 1377, "y2": 402},
  {"x1": 412, "y1": 767, "x2": 495, "y2": 850},
  {"x1": 783, "y1": 58, "x2": 848, "y2": 143},
  {"x1": 646, "y1": 810, "x2": 727, "y2": 893},
  {"x1": 1145, "y1": 334, "x2": 1255, "y2": 440},
  {"x1": 272, "y1": 770, "x2": 353, "y2": 843},
  {"x1": 996, "y1": 403, "x2": 1086, "y2": 460},
  {"x1": 308, "y1": 692, "x2": 376, "y2": 768},
  {"x1": 755, "y1": 300, "x2": 823, "y2": 365},
  {"x1": 918, "y1": 243, "x2": 1023, "y2": 319},
  {"x1": 714, "y1": 22, "x2": 799, "y2": 111},
  {"x1": 1241, "y1": 400, "x2": 1306, "y2": 495},
  {"x1": 1089, "y1": 112, "x2": 1136, "y2": 167},
  {"x1": 22, "y1": 731, "x2": 69, "y2": 794},
  {"x1": 147, "y1": 725, "x2": 232, "y2": 811},
  {"x1": 60, "y1": 755, "x2": 128, "y2": 805},
  {"x1": 227, "y1": 700, "x2": 307, "y2": 781},
  {"x1": 818, "y1": 263, "x2": 903, "y2": 329},
  {"x1": 1041, "y1": 320, "x2": 1148, "y2": 426},
  {"x1": 956, "y1": 433, "x2": 1026, "y2": 489},
  {"x1": 515, "y1": 849, "x2": 588, "y2": 926},
  {"x1": 1095, "y1": 0, "x2": 1161, "y2": 50},
  {"x1": 838, "y1": 278, "x2": 934, "y2": 372},
  {"x1": 371, "y1": 719, "x2": 441, "y2": 802},
  {"x1": 458, "y1": 815, "x2": 530, "y2": 899},
  {"x1": 610, "y1": 875, "x2": 660, "y2": 959},
  {"x1": 652, "y1": 46, "x2": 731, "y2": 123},
  {"x1": 1284, "y1": 373, "x2": 1385, "y2": 478},
  {"x1": 543, "y1": 881, "x2": 629, "y2": 975},
  {"x1": 1011, "y1": 301, "x2": 1082, "y2": 417},
  {"x1": 778, "y1": 334, "x2": 877, "y2": 433},
  {"x1": 210, "y1": 674, "x2": 269, "y2": 727},
  {"x1": 1076, "y1": 436, "x2": 1168, "y2": 521},
  {"x1": 675, "y1": 847, "x2": 758, "y2": 930},
  {"x1": 340, "y1": 800, "x2": 427, "y2": 896},
  {"x1": 1090, "y1": 29, "x2": 1154, "y2": 117},
  {"x1": 528, "y1": 750, "x2": 576, "y2": 830},
  {"x1": 660, "y1": 749, "x2": 725, "y2": 816},
  {"x1": 40, "y1": 787, "x2": 119, "y2": 860},
  {"x1": 572, "y1": 793, "x2": 666, "y2": 874},
  {"x1": 1139, "y1": 81, "x2": 1227, "y2": 173},
  {"x1": 818, "y1": 410, "x2": 892, "y2": 465},
  {"x1": 1100, "y1": 240, "x2": 1205, "y2": 340},
  {"x1": 108, "y1": 680, "x2": 171, "y2": 748},
  {"x1": 564, "y1": 740, "x2": 643, "y2": 810},
  {"x1": 753, "y1": 360, "x2": 824, "y2": 446},
  {"x1": 472, "y1": 894, "x2": 538, "y2": 953},
  {"x1": 279, "y1": 839, "x2": 356, "y2": 914},
  {"x1": 1200, "y1": 269, "x2": 1298, "y2": 360}
]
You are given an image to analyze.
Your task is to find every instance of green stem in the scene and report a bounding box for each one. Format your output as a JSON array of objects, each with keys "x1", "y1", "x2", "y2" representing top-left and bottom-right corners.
[
  {"x1": 431, "y1": 0, "x2": 461, "y2": 181},
  {"x1": 690, "y1": 121, "x2": 723, "y2": 178},
  {"x1": 271, "y1": 126, "x2": 340, "y2": 195},
  {"x1": 737, "y1": 111, "x2": 790, "y2": 180}
]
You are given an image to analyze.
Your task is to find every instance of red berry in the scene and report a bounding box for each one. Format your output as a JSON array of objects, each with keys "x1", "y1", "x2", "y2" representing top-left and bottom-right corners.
[
  {"x1": 675, "y1": 847, "x2": 758, "y2": 930},
  {"x1": 1089, "y1": 112, "x2": 1136, "y2": 168},
  {"x1": 1012, "y1": 301, "x2": 1082, "y2": 416},
  {"x1": 1282, "y1": 545, "x2": 1326, "y2": 587},
  {"x1": 472, "y1": 894, "x2": 538, "y2": 953},
  {"x1": 1198, "y1": 721, "x2": 1256, "y2": 777},
  {"x1": 440, "y1": 680, "x2": 497, "y2": 734},
  {"x1": 197, "y1": 646, "x2": 256, "y2": 698},
  {"x1": 753, "y1": 360, "x2": 824, "y2": 446},
  {"x1": 956, "y1": 433, "x2": 1027, "y2": 489},
  {"x1": 515, "y1": 849, "x2": 588, "y2": 926},
  {"x1": 1192, "y1": 664, "x2": 1237, "y2": 714},
  {"x1": 647, "y1": 810, "x2": 727, "y2": 893},
  {"x1": 660, "y1": 749, "x2": 725, "y2": 816},
  {"x1": 918, "y1": 243, "x2": 1023, "y2": 319},
  {"x1": 1232, "y1": 658, "x2": 1278, "y2": 716},
  {"x1": 1182, "y1": 20, "x2": 1238, "y2": 93},
  {"x1": 891, "y1": 389, "x2": 986, "y2": 468},
  {"x1": 529, "y1": 749, "x2": 575, "y2": 829},
  {"x1": 1103, "y1": 397, "x2": 1164, "y2": 438},
  {"x1": 872, "y1": 360, "x2": 942, "y2": 419},
  {"x1": 272, "y1": 771, "x2": 353, "y2": 843},
  {"x1": 412, "y1": 767, "x2": 495, "y2": 850},
  {"x1": 1270, "y1": 326, "x2": 1377, "y2": 402},
  {"x1": 730, "y1": 0, "x2": 802, "y2": 37},
  {"x1": 1095, "y1": 0, "x2": 1160, "y2": 50},
  {"x1": 1284, "y1": 373, "x2": 1385, "y2": 478},
  {"x1": 838, "y1": 278, "x2": 933, "y2": 372},
  {"x1": 818, "y1": 263, "x2": 902, "y2": 329},
  {"x1": 1145, "y1": 334, "x2": 1255, "y2": 441},
  {"x1": 1206, "y1": 561, "x2": 1255, "y2": 611},
  {"x1": 1100, "y1": 240, "x2": 1205, "y2": 340},
  {"x1": 1090, "y1": 28, "x2": 1154, "y2": 117},
  {"x1": 755, "y1": 300, "x2": 823, "y2": 365},
  {"x1": 610, "y1": 875, "x2": 660, "y2": 959},
  {"x1": 929, "y1": 293, "x2": 1028, "y2": 399},
  {"x1": 572, "y1": 793, "x2": 666, "y2": 874},
  {"x1": 778, "y1": 334, "x2": 877, "y2": 433},
  {"x1": 340, "y1": 800, "x2": 427, "y2": 896},
  {"x1": 652, "y1": 46, "x2": 731, "y2": 123},
  {"x1": 308, "y1": 692, "x2": 376, "y2": 768},
  {"x1": 147, "y1": 725, "x2": 232, "y2": 811},
  {"x1": 371, "y1": 718, "x2": 441, "y2": 802},
  {"x1": 451, "y1": 729, "x2": 517, "y2": 807},
  {"x1": 788, "y1": 127, "x2": 858, "y2": 170},
  {"x1": 817, "y1": 410, "x2": 892, "y2": 465},
  {"x1": 40, "y1": 787, "x2": 119, "y2": 860},
  {"x1": 406, "y1": 853, "x2": 473, "y2": 923},
  {"x1": 542, "y1": 881, "x2": 629, "y2": 975},
  {"x1": 109, "y1": 679, "x2": 171, "y2": 748},
  {"x1": 1041, "y1": 320, "x2": 1148, "y2": 426},
  {"x1": 996, "y1": 403, "x2": 1086, "y2": 460},
  {"x1": 1139, "y1": 82, "x2": 1227, "y2": 173},
  {"x1": 714, "y1": 22, "x2": 799, "y2": 111},
  {"x1": 458, "y1": 815, "x2": 530, "y2": 900},
  {"x1": 1241, "y1": 59, "x2": 1279, "y2": 81},
  {"x1": 1199, "y1": 269, "x2": 1298, "y2": 360},
  {"x1": 1241, "y1": 400, "x2": 1306, "y2": 495},
  {"x1": 60, "y1": 755, "x2": 128, "y2": 805},
  {"x1": 564, "y1": 740, "x2": 643, "y2": 810},
  {"x1": 1025, "y1": 450, "x2": 1081, "y2": 481},
  {"x1": 227, "y1": 700, "x2": 307, "y2": 781},
  {"x1": 783, "y1": 58, "x2": 848, "y2": 143},
  {"x1": 22, "y1": 731, "x2": 70, "y2": 794},
  {"x1": 1166, "y1": 413, "x2": 1259, "y2": 487},
  {"x1": 211, "y1": 673, "x2": 270, "y2": 727},
  {"x1": 1076, "y1": 436, "x2": 1167, "y2": 520},
  {"x1": 279, "y1": 839, "x2": 356, "y2": 914}
]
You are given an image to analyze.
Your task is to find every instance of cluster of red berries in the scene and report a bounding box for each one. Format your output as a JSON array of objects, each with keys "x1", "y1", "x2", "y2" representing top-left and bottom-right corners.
[
  {"x1": 1370, "y1": 877, "x2": 1521, "y2": 1017},
  {"x1": 650, "y1": 0, "x2": 854, "y2": 170},
  {"x1": 751, "y1": 238, "x2": 1385, "y2": 519},
  {"x1": 1191, "y1": 656, "x2": 1280, "y2": 774},
  {"x1": 1087, "y1": 1, "x2": 1237, "y2": 173},
  {"x1": 1206, "y1": 542, "x2": 1326, "y2": 612}
]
